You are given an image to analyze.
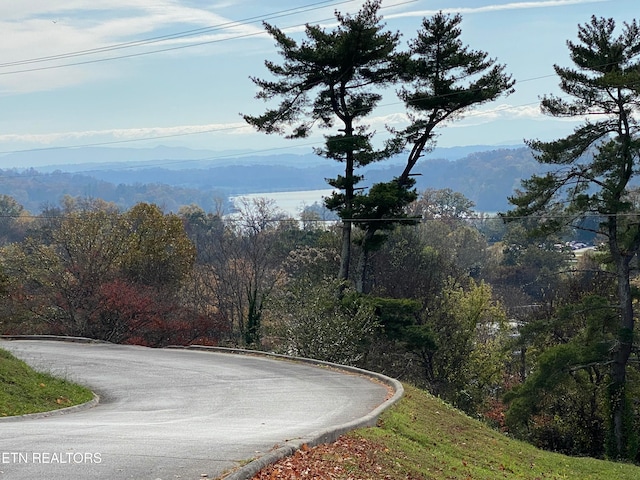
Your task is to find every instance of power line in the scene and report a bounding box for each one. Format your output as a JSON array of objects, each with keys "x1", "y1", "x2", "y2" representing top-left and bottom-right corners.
[
  {"x1": 0, "y1": 0, "x2": 360, "y2": 75},
  {"x1": 0, "y1": 210, "x2": 637, "y2": 222},
  {"x1": 0, "y1": 0, "x2": 437, "y2": 77},
  {"x1": 0, "y1": 94, "x2": 549, "y2": 164},
  {"x1": 1, "y1": 0, "x2": 429, "y2": 73},
  {"x1": 0, "y1": 125, "x2": 243, "y2": 155},
  {"x1": 0, "y1": 1, "x2": 632, "y2": 160},
  {"x1": 0, "y1": 71, "x2": 626, "y2": 170}
]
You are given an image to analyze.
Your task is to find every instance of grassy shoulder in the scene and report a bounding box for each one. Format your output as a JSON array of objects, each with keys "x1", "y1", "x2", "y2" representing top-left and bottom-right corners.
[
  {"x1": 252, "y1": 384, "x2": 640, "y2": 480},
  {"x1": 0, "y1": 347, "x2": 94, "y2": 418}
]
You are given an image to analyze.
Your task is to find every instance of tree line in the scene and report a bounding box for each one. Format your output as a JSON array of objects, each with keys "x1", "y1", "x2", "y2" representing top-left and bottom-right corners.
[
  {"x1": 0, "y1": 1, "x2": 639, "y2": 465},
  {"x1": 0, "y1": 146, "x2": 545, "y2": 215},
  {"x1": 0, "y1": 168, "x2": 229, "y2": 214}
]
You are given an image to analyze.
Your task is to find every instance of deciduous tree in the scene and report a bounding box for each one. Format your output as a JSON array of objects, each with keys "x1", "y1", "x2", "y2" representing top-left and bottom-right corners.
[
  {"x1": 122, "y1": 203, "x2": 196, "y2": 290},
  {"x1": 0, "y1": 195, "x2": 29, "y2": 245}
]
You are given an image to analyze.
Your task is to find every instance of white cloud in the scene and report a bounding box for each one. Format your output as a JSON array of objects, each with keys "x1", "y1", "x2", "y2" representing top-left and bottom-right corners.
[
  {"x1": 367, "y1": 104, "x2": 545, "y2": 129},
  {"x1": 385, "y1": 0, "x2": 609, "y2": 19},
  {"x1": 464, "y1": 104, "x2": 542, "y2": 122},
  {"x1": 0, "y1": 121, "x2": 248, "y2": 147},
  {"x1": 0, "y1": 106, "x2": 587, "y2": 153},
  {"x1": 365, "y1": 103, "x2": 586, "y2": 133}
]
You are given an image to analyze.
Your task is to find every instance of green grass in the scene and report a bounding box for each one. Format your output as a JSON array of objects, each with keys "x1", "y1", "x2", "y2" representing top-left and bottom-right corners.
[
  {"x1": 353, "y1": 384, "x2": 640, "y2": 479},
  {"x1": 0, "y1": 347, "x2": 94, "y2": 417}
]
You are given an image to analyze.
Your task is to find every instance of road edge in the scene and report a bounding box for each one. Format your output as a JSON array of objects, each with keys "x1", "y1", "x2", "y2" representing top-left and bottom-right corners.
[
  {"x1": 0, "y1": 393, "x2": 101, "y2": 423},
  {"x1": 174, "y1": 345, "x2": 404, "y2": 480},
  {"x1": 1, "y1": 336, "x2": 404, "y2": 479}
]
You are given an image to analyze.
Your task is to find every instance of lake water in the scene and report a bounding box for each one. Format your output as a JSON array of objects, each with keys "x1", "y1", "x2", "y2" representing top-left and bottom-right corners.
[{"x1": 230, "y1": 189, "x2": 335, "y2": 218}]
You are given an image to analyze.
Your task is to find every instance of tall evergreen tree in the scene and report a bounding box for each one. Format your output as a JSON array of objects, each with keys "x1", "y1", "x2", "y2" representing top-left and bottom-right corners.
[
  {"x1": 398, "y1": 12, "x2": 515, "y2": 179},
  {"x1": 506, "y1": 16, "x2": 640, "y2": 460},
  {"x1": 352, "y1": 12, "x2": 514, "y2": 293},
  {"x1": 243, "y1": 0, "x2": 401, "y2": 284}
]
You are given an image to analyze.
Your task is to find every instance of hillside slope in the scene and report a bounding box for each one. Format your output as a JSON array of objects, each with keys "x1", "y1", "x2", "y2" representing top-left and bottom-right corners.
[{"x1": 246, "y1": 384, "x2": 640, "y2": 480}]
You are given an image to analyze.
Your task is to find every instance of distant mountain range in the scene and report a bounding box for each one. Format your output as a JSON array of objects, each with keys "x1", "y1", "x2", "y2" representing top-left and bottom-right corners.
[
  {"x1": 0, "y1": 144, "x2": 521, "y2": 170},
  {"x1": 0, "y1": 144, "x2": 543, "y2": 214}
]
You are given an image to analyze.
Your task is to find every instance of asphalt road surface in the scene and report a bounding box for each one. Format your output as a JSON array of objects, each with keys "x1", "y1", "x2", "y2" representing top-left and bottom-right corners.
[{"x1": 0, "y1": 339, "x2": 390, "y2": 480}]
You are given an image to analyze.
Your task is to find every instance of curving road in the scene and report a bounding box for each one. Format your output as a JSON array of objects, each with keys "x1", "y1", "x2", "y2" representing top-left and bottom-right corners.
[{"x1": 0, "y1": 340, "x2": 391, "y2": 480}]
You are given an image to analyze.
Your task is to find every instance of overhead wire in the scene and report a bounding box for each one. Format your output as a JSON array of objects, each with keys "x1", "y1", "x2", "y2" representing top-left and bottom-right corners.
[
  {"x1": 0, "y1": 0, "x2": 424, "y2": 78},
  {"x1": 0, "y1": 0, "x2": 355, "y2": 66},
  {"x1": 0, "y1": 0, "x2": 426, "y2": 72},
  {"x1": 0, "y1": 0, "x2": 363, "y2": 75},
  {"x1": 0, "y1": 209, "x2": 637, "y2": 223},
  {"x1": 3, "y1": 4, "x2": 626, "y2": 158},
  {"x1": 0, "y1": 0, "x2": 633, "y2": 175},
  {"x1": 0, "y1": 0, "x2": 602, "y2": 154}
]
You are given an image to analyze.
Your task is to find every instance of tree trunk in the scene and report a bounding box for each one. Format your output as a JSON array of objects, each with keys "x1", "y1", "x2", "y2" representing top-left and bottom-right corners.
[
  {"x1": 244, "y1": 289, "x2": 261, "y2": 347},
  {"x1": 355, "y1": 229, "x2": 376, "y2": 294},
  {"x1": 338, "y1": 220, "x2": 352, "y2": 282},
  {"x1": 353, "y1": 141, "x2": 424, "y2": 292},
  {"x1": 609, "y1": 252, "x2": 635, "y2": 458},
  {"x1": 338, "y1": 122, "x2": 355, "y2": 284}
]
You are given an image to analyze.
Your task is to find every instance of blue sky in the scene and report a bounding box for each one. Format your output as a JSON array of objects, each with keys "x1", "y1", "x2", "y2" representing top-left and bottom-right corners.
[{"x1": 0, "y1": 0, "x2": 636, "y2": 164}]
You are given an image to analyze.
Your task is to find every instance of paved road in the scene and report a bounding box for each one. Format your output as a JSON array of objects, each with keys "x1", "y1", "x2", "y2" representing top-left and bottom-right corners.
[{"x1": 0, "y1": 340, "x2": 390, "y2": 480}]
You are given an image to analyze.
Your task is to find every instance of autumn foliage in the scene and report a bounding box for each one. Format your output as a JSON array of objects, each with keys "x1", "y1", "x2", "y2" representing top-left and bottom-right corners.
[{"x1": 0, "y1": 200, "x2": 226, "y2": 346}]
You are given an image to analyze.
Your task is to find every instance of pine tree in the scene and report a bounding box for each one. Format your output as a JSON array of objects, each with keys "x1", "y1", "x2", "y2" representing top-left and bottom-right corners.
[
  {"x1": 243, "y1": 0, "x2": 401, "y2": 284},
  {"x1": 506, "y1": 16, "x2": 640, "y2": 460},
  {"x1": 353, "y1": 12, "x2": 514, "y2": 293}
]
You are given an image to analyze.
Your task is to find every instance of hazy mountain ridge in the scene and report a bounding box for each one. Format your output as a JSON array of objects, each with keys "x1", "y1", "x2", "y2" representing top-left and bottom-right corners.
[
  {"x1": 0, "y1": 144, "x2": 519, "y2": 171},
  {"x1": 0, "y1": 145, "x2": 539, "y2": 214},
  {"x1": 0, "y1": 169, "x2": 229, "y2": 214}
]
